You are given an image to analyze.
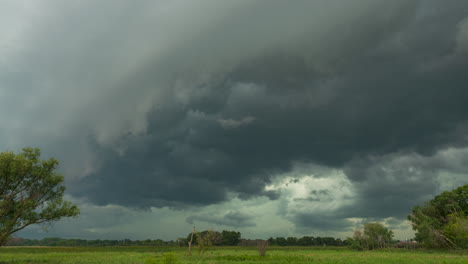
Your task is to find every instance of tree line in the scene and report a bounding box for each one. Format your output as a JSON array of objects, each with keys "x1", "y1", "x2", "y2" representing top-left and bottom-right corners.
[
  {"x1": 6, "y1": 237, "x2": 184, "y2": 247},
  {"x1": 267, "y1": 236, "x2": 346, "y2": 246}
]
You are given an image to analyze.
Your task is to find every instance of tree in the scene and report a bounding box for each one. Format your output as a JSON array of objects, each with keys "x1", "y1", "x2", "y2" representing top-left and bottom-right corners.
[
  {"x1": 275, "y1": 237, "x2": 287, "y2": 246},
  {"x1": 187, "y1": 227, "x2": 195, "y2": 256},
  {"x1": 297, "y1": 236, "x2": 314, "y2": 246},
  {"x1": 443, "y1": 212, "x2": 468, "y2": 248},
  {"x1": 196, "y1": 230, "x2": 219, "y2": 255},
  {"x1": 0, "y1": 148, "x2": 79, "y2": 246},
  {"x1": 286, "y1": 236, "x2": 298, "y2": 246},
  {"x1": 349, "y1": 223, "x2": 393, "y2": 250},
  {"x1": 349, "y1": 229, "x2": 366, "y2": 251},
  {"x1": 408, "y1": 184, "x2": 467, "y2": 248},
  {"x1": 257, "y1": 240, "x2": 268, "y2": 257},
  {"x1": 363, "y1": 222, "x2": 393, "y2": 249},
  {"x1": 267, "y1": 237, "x2": 276, "y2": 246},
  {"x1": 221, "y1": 230, "x2": 241, "y2": 246}
]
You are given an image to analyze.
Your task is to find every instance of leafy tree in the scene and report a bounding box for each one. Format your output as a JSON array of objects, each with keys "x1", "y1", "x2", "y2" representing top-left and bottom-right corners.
[
  {"x1": 314, "y1": 236, "x2": 323, "y2": 246},
  {"x1": 321, "y1": 237, "x2": 338, "y2": 246},
  {"x1": 257, "y1": 240, "x2": 268, "y2": 257},
  {"x1": 186, "y1": 230, "x2": 223, "y2": 246},
  {"x1": 363, "y1": 222, "x2": 393, "y2": 249},
  {"x1": 286, "y1": 236, "x2": 297, "y2": 246},
  {"x1": 408, "y1": 184, "x2": 467, "y2": 248},
  {"x1": 349, "y1": 229, "x2": 366, "y2": 251},
  {"x1": 196, "y1": 230, "x2": 219, "y2": 254},
  {"x1": 267, "y1": 237, "x2": 276, "y2": 246},
  {"x1": 275, "y1": 237, "x2": 287, "y2": 246},
  {"x1": 349, "y1": 223, "x2": 393, "y2": 250},
  {"x1": 221, "y1": 230, "x2": 241, "y2": 246},
  {"x1": 297, "y1": 236, "x2": 314, "y2": 246},
  {"x1": 443, "y1": 212, "x2": 468, "y2": 247},
  {"x1": 0, "y1": 148, "x2": 79, "y2": 246}
]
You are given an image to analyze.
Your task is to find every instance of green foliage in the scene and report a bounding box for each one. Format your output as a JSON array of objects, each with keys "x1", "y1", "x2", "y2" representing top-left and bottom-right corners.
[
  {"x1": 363, "y1": 222, "x2": 394, "y2": 249},
  {"x1": 0, "y1": 246, "x2": 466, "y2": 264},
  {"x1": 221, "y1": 230, "x2": 241, "y2": 246},
  {"x1": 268, "y1": 236, "x2": 343, "y2": 246},
  {"x1": 349, "y1": 223, "x2": 394, "y2": 250},
  {"x1": 197, "y1": 230, "x2": 218, "y2": 255},
  {"x1": 6, "y1": 237, "x2": 180, "y2": 247},
  {"x1": 257, "y1": 240, "x2": 269, "y2": 257},
  {"x1": 408, "y1": 184, "x2": 467, "y2": 249},
  {"x1": 0, "y1": 148, "x2": 80, "y2": 246},
  {"x1": 443, "y1": 213, "x2": 468, "y2": 248},
  {"x1": 144, "y1": 258, "x2": 158, "y2": 264},
  {"x1": 145, "y1": 252, "x2": 179, "y2": 264},
  {"x1": 162, "y1": 252, "x2": 179, "y2": 264},
  {"x1": 186, "y1": 229, "x2": 234, "y2": 246}
]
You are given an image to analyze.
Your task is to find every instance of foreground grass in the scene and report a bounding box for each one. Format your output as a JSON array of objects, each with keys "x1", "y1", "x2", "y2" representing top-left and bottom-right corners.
[{"x1": 0, "y1": 246, "x2": 466, "y2": 264}]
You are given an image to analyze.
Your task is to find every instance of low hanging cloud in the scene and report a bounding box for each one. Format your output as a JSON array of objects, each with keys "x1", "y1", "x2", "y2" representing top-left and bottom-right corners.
[
  {"x1": 218, "y1": 116, "x2": 256, "y2": 130},
  {"x1": 186, "y1": 211, "x2": 256, "y2": 228},
  {"x1": 1, "y1": 0, "x2": 468, "y2": 236}
]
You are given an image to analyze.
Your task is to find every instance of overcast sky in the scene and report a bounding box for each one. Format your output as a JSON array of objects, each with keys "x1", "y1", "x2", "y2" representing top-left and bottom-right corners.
[{"x1": 1, "y1": 0, "x2": 468, "y2": 241}]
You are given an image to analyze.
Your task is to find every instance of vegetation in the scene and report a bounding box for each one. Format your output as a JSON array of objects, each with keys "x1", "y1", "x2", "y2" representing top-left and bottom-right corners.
[
  {"x1": 348, "y1": 222, "x2": 394, "y2": 250},
  {"x1": 222, "y1": 230, "x2": 242, "y2": 246},
  {"x1": 0, "y1": 148, "x2": 79, "y2": 247},
  {"x1": 257, "y1": 240, "x2": 269, "y2": 257},
  {"x1": 184, "y1": 230, "x2": 241, "y2": 247},
  {"x1": 5, "y1": 237, "x2": 183, "y2": 247},
  {"x1": 408, "y1": 184, "x2": 467, "y2": 249},
  {"x1": 4, "y1": 235, "x2": 348, "y2": 248},
  {"x1": 0, "y1": 246, "x2": 466, "y2": 264},
  {"x1": 267, "y1": 236, "x2": 344, "y2": 246},
  {"x1": 196, "y1": 230, "x2": 217, "y2": 255},
  {"x1": 145, "y1": 252, "x2": 179, "y2": 264}
]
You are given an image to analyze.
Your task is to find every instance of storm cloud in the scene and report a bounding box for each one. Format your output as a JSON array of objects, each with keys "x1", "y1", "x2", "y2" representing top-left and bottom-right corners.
[
  {"x1": 186, "y1": 211, "x2": 256, "y2": 228},
  {"x1": 2, "y1": 0, "x2": 468, "y2": 238}
]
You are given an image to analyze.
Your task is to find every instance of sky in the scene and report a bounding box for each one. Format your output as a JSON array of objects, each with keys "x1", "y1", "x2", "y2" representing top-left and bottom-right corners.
[{"x1": 1, "y1": 0, "x2": 468, "y2": 241}]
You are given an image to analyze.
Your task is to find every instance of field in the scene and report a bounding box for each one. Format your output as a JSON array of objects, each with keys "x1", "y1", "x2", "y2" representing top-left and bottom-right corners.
[{"x1": 0, "y1": 246, "x2": 466, "y2": 264}]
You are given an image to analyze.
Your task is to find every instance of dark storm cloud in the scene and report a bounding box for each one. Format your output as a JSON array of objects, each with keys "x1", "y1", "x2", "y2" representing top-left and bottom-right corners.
[
  {"x1": 294, "y1": 190, "x2": 331, "y2": 202},
  {"x1": 67, "y1": 0, "x2": 468, "y2": 213},
  {"x1": 294, "y1": 148, "x2": 468, "y2": 231},
  {"x1": 342, "y1": 148, "x2": 468, "y2": 219},
  {"x1": 2, "y1": 0, "x2": 468, "y2": 235},
  {"x1": 294, "y1": 213, "x2": 354, "y2": 232}
]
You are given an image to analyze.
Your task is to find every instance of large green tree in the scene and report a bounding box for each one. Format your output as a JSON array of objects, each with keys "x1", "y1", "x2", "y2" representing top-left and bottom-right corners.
[
  {"x1": 0, "y1": 148, "x2": 79, "y2": 246},
  {"x1": 408, "y1": 184, "x2": 467, "y2": 248},
  {"x1": 350, "y1": 222, "x2": 394, "y2": 250},
  {"x1": 221, "y1": 230, "x2": 241, "y2": 246}
]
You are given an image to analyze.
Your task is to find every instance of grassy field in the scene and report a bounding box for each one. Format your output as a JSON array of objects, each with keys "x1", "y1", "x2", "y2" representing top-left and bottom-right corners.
[{"x1": 0, "y1": 246, "x2": 466, "y2": 264}]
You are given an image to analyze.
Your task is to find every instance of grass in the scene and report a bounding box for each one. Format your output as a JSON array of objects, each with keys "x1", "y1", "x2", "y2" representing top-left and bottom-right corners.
[{"x1": 0, "y1": 246, "x2": 466, "y2": 264}]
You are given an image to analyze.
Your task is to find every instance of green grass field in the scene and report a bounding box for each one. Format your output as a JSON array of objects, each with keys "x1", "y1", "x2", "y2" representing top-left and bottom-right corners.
[{"x1": 0, "y1": 246, "x2": 466, "y2": 264}]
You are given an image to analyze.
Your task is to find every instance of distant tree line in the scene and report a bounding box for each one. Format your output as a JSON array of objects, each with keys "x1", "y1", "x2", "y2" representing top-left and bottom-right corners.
[
  {"x1": 182, "y1": 230, "x2": 348, "y2": 247},
  {"x1": 6, "y1": 230, "x2": 242, "y2": 247},
  {"x1": 6, "y1": 237, "x2": 183, "y2": 247},
  {"x1": 266, "y1": 236, "x2": 346, "y2": 246},
  {"x1": 181, "y1": 230, "x2": 241, "y2": 246},
  {"x1": 7, "y1": 232, "x2": 351, "y2": 248}
]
